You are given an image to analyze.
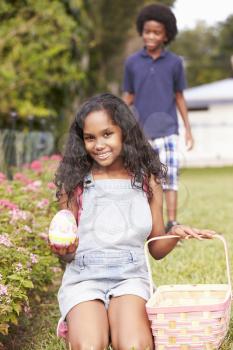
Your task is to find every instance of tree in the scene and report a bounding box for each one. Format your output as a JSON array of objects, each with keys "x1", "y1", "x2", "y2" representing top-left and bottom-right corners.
[
  {"x1": 218, "y1": 14, "x2": 233, "y2": 77},
  {"x1": 171, "y1": 22, "x2": 220, "y2": 86},
  {"x1": 171, "y1": 17, "x2": 233, "y2": 87},
  {"x1": 0, "y1": 0, "x2": 176, "y2": 122},
  {"x1": 82, "y1": 0, "x2": 175, "y2": 95},
  {"x1": 0, "y1": 0, "x2": 88, "y2": 120}
]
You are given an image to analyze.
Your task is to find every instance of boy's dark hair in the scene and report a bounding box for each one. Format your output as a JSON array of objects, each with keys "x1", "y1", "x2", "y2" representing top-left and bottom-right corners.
[
  {"x1": 136, "y1": 3, "x2": 178, "y2": 44},
  {"x1": 55, "y1": 93, "x2": 166, "y2": 205}
]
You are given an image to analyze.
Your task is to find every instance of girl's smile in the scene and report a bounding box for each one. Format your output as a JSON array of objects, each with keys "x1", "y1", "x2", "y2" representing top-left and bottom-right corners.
[
  {"x1": 83, "y1": 110, "x2": 123, "y2": 169},
  {"x1": 95, "y1": 151, "x2": 112, "y2": 160}
]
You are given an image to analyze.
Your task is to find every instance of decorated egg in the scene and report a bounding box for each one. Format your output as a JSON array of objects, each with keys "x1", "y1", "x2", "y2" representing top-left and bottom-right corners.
[{"x1": 48, "y1": 209, "x2": 78, "y2": 249}]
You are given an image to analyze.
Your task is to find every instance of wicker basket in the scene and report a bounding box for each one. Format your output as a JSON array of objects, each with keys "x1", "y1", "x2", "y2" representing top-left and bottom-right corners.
[{"x1": 144, "y1": 234, "x2": 232, "y2": 350}]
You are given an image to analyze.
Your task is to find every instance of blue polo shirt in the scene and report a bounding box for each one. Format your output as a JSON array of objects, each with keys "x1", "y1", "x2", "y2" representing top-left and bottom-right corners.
[{"x1": 123, "y1": 48, "x2": 186, "y2": 139}]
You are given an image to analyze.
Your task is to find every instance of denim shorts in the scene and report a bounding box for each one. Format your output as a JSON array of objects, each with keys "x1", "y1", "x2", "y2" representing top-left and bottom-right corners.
[{"x1": 58, "y1": 249, "x2": 150, "y2": 320}]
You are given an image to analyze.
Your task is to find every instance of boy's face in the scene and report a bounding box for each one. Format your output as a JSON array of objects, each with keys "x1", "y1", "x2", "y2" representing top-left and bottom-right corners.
[{"x1": 142, "y1": 20, "x2": 168, "y2": 52}]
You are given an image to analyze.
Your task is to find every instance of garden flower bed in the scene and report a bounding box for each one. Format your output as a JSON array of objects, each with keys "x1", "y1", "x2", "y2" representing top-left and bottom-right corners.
[{"x1": 0, "y1": 156, "x2": 61, "y2": 335}]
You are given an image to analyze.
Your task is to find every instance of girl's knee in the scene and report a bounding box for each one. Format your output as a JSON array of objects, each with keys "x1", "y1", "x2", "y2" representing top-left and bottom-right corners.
[
  {"x1": 68, "y1": 337, "x2": 109, "y2": 350},
  {"x1": 112, "y1": 336, "x2": 153, "y2": 350}
]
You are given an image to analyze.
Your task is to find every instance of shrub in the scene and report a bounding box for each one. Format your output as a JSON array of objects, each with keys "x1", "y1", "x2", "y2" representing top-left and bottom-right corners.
[{"x1": 0, "y1": 156, "x2": 61, "y2": 335}]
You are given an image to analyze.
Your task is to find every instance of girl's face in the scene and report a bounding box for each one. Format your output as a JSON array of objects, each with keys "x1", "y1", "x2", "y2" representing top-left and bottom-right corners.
[
  {"x1": 83, "y1": 110, "x2": 123, "y2": 169},
  {"x1": 142, "y1": 20, "x2": 167, "y2": 52}
]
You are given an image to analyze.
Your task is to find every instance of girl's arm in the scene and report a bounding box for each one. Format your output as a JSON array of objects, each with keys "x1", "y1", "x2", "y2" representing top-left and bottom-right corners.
[
  {"x1": 59, "y1": 190, "x2": 79, "y2": 218},
  {"x1": 147, "y1": 176, "x2": 215, "y2": 260},
  {"x1": 147, "y1": 177, "x2": 179, "y2": 260}
]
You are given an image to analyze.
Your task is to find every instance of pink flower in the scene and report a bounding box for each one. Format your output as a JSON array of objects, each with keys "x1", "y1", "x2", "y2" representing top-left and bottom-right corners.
[
  {"x1": 7, "y1": 185, "x2": 13, "y2": 193},
  {"x1": 15, "y1": 263, "x2": 23, "y2": 271},
  {"x1": 0, "y1": 234, "x2": 13, "y2": 247},
  {"x1": 24, "y1": 180, "x2": 42, "y2": 192},
  {"x1": 0, "y1": 284, "x2": 8, "y2": 296},
  {"x1": 47, "y1": 182, "x2": 56, "y2": 190},
  {"x1": 50, "y1": 154, "x2": 62, "y2": 161},
  {"x1": 33, "y1": 180, "x2": 42, "y2": 187},
  {"x1": 30, "y1": 253, "x2": 38, "y2": 264},
  {"x1": 0, "y1": 172, "x2": 6, "y2": 183},
  {"x1": 30, "y1": 160, "x2": 42, "y2": 171},
  {"x1": 23, "y1": 225, "x2": 32, "y2": 233},
  {"x1": 0, "y1": 172, "x2": 6, "y2": 179},
  {"x1": 0, "y1": 199, "x2": 18, "y2": 211},
  {"x1": 10, "y1": 209, "x2": 31, "y2": 222},
  {"x1": 36, "y1": 199, "x2": 49, "y2": 209},
  {"x1": 24, "y1": 304, "x2": 32, "y2": 317},
  {"x1": 38, "y1": 232, "x2": 48, "y2": 241},
  {"x1": 26, "y1": 261, "x2": 32, "y2": 271},
  {"x1": 40, "y1": 156, "x2": 49, "y2": 161},
  {"x1": 24, "y1": 184, "x2": 37, "y2": 192},
  {"x1": 14, "y1": 173, "x2": 31, "y2": 184}
]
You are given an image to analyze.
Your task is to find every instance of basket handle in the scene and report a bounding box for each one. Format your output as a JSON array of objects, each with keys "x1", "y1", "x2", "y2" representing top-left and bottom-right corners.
[{"x1": 144, "y1": 234, "x2": 232, "y2": 298}]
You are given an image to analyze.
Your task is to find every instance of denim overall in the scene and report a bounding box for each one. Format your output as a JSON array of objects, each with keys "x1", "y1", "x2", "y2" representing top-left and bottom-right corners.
[{"x1": 58, "y1": 173, "x2": 153, "y2": 320}]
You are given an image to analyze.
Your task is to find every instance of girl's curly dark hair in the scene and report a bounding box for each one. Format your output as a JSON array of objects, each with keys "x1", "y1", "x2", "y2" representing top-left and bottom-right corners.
[
  {"x1": 55, "y1": 93, "x2": 167, "y2": 205},
  {"x1": 136, "y1": 3, "x2": 178, "y2": 44}
]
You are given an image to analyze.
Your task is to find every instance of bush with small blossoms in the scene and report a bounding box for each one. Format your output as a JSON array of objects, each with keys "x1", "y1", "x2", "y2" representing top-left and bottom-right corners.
[{"x1": 0, "y1": 155, "x2": 62, "y2": 335}]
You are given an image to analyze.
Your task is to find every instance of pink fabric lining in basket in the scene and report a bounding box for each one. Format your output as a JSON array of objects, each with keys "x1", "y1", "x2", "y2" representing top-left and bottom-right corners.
[{"x1": 144, "y1": 234, "x2": 232, "y2": 350}]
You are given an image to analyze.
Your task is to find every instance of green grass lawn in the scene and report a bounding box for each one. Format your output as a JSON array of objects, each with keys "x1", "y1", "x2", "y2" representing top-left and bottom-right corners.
[{"x1": 1, "y1": 167, "x2": 233, "y2": 350}]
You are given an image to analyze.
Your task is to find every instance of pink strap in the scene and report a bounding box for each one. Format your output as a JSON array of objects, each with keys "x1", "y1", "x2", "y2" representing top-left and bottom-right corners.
[
  {"x1": 57, "y1": 320, "x2": 68, "y2": 338},
  {"x1": 143, "y1": 180, "x2": 149, "y2": 193}
]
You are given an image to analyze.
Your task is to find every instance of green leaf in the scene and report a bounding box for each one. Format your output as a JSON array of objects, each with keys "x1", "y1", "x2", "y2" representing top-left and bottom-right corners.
[
  {"x1": 22, "y1": 280, "x2": 34, "y2": 289},
  {"x1": 12, "y1": 303, "x2": 22, "y2": 316}
]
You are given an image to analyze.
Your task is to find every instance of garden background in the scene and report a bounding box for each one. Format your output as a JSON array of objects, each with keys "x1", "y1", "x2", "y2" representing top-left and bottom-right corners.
[{"x1": 0, "y1": 0, "x2": 233, "y2": 349}]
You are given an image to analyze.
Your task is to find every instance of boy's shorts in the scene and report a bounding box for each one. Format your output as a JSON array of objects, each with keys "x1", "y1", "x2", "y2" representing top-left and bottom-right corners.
[{"x1": 150, "y1": 134, "x2": 179, "y2": 191}]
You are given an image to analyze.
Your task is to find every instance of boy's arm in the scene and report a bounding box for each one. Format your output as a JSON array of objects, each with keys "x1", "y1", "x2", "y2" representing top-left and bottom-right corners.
[
  {"x1": 175, "y1": 91, "x2": 194, "y2": 150},
  {"x1": 122, "y1": 92, "x2": 134, "y2": 106},
  {"x1": 122, "y1": 58, "x2": 135, "y2": 106}
]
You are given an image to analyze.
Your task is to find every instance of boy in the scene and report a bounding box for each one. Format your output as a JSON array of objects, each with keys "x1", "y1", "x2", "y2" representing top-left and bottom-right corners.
[{"x1": 123, "y1": 3, "x2": 194, "y2": 232}]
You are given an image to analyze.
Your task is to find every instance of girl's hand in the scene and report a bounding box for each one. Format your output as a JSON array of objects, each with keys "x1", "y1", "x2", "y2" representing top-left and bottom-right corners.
[
  {"x1": 49, "y1": 238, "x2": 78, "y2": 256},
  {"x1": 170, "y1": 225, "x2": 215, "y2": 240}
]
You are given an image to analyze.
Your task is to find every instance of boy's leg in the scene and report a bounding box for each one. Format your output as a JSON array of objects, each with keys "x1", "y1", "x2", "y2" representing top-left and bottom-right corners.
[
  {"x1": 66, "y1": 300, "x2": 110, "y2": 350},
  {"x1": 163, "y1": 134, "x2": 179, "y2": 228},
  {"x1": 108, "y1": 295, "x2": 153, "y2": 350},
  {"x1": 150, "y1": 135, "x2": 179, "y2": 226}
]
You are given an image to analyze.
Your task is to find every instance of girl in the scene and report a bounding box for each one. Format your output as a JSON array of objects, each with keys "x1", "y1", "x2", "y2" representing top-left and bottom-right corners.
[{"x1": 51, "y1": 93, "x2": 214, "y2": 350}]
